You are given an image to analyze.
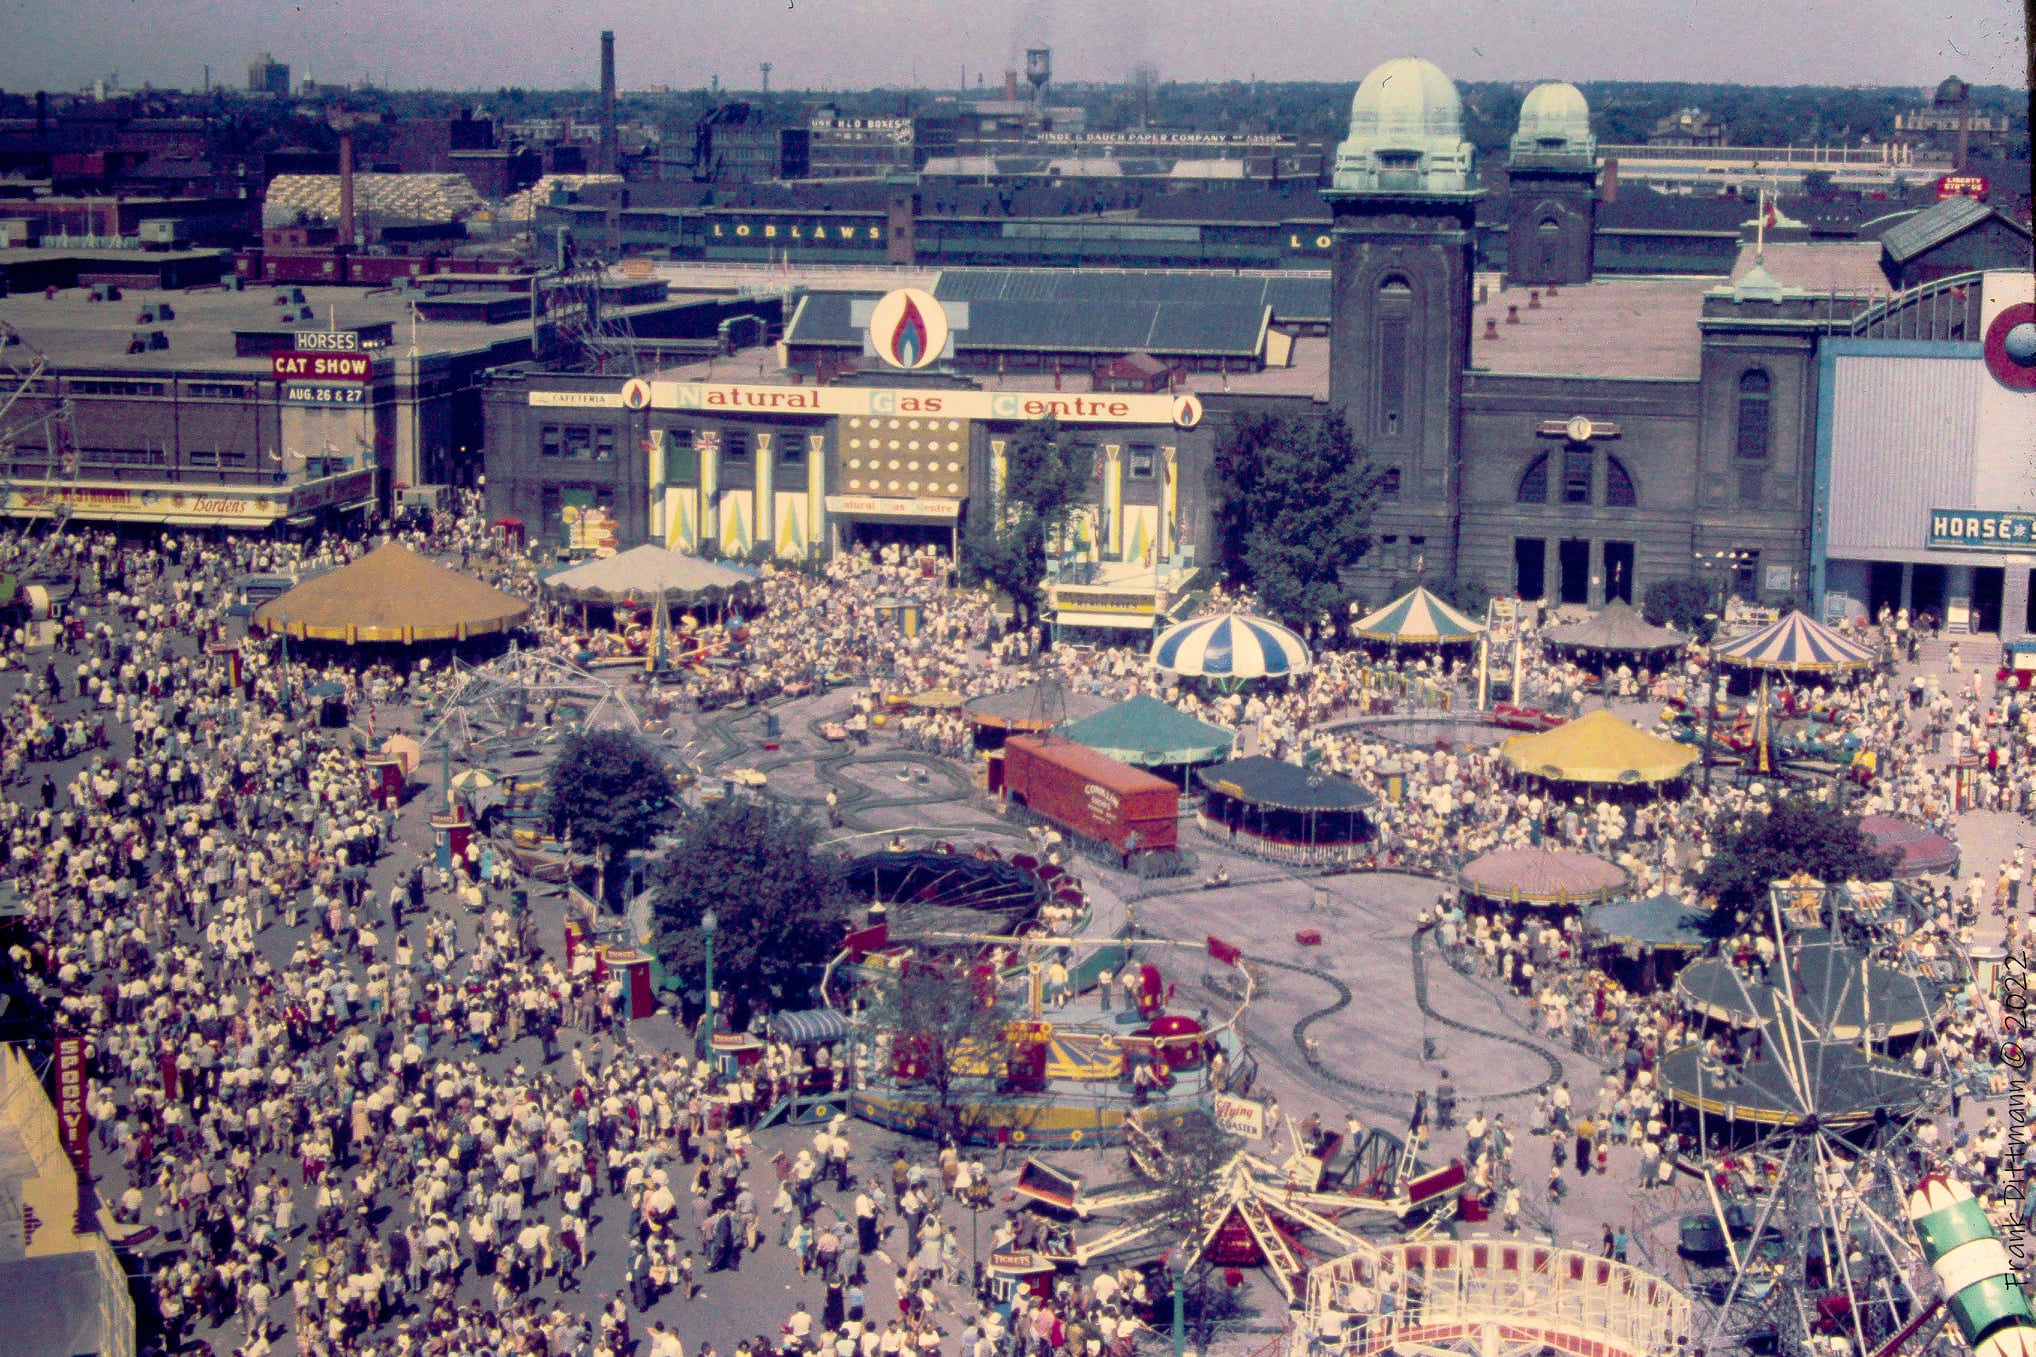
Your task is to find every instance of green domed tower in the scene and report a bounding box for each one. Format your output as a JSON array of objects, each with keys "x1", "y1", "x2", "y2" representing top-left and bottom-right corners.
[
  {"x1": 1505, "y1": 81, "x2": 1601, "y2": 287},
  {"x1": 1325, "y1": 57, "x2": 1482, "y2": 583}
]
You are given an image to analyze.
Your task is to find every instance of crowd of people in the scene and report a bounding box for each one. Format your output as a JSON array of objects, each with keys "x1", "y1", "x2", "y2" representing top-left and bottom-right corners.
[{"x1": 1, "y1": 505, "x2": 2030, "y2": 1357}]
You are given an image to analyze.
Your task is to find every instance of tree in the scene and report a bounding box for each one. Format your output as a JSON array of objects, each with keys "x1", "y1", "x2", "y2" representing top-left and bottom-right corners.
[
  {"x1": 1694, "y1": 796, "x2": 1901, "y2": 936},
  {"x1": 1209, "y1": 411, "x2": 1379, "y2": 637},
  {"x1": 1643, "y1": 577, "x2": 1716, "y2": 641},
  {"x1": 646, "y1": 798, "x2": 855, "y2": 1026},
  {"x1": 543, "y1": 730, "x2": 679, "y2": 898},
  {"x1": 960, "y1": 417, "x2": 1093, "y2": 632},
  {"x1": 859, "y1": 958, "x2": 1017, "y2": 1142},
  {"x1": 1424, "y1": 575, "x2": 1494, "y2": 620}
]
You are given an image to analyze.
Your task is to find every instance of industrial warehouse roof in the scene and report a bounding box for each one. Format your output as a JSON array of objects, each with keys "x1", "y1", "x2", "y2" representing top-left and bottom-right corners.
[
  {"x1": 934, "y1": 268, "x2": 1331, "y2": 326},
  {"x1": 0, "y1": 278, "x2": 529, "y2": 373},
  {"x1": 1878, "y1": 194, "x2": 2000, "y2": 262},
  {"x1": 783, "y1": 289, "x2": 1270, "y2": 359}
]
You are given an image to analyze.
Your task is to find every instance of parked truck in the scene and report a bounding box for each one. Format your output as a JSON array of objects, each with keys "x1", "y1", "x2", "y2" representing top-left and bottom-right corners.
[{"x1": 1000, "y1": 734, "x2": 1179, "y2": 859}]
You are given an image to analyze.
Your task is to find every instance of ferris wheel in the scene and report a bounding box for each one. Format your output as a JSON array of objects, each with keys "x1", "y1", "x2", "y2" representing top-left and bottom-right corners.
[
  {"x1": 1644, "y1": 881, "x2": 1997, "y2": 1357},
  {"x1": 0, "y1": 320, "x2": 82, "y2": 573}
]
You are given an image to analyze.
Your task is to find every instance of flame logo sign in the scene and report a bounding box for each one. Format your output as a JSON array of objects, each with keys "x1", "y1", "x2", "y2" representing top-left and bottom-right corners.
[{"x1": 868, "y1": 288, "x2": 949, "y2": 370}]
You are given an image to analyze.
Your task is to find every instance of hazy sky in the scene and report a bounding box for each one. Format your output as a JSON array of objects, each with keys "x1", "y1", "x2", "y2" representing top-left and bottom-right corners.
[{"x1": 4, "y1": 0, "x2": 2027, "y2": 94}]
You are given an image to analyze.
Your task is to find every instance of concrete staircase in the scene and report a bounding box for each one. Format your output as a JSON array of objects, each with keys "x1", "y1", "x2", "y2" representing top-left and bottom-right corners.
[{"x1": 1910, "y1": 632, "x2": 1998, "y2": 668}]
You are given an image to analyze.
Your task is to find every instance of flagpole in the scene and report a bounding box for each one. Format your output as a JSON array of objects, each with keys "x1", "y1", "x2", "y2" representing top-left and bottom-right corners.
[{"x1": 1755, "y1": 185, "x2": 1766, "y2": 262}]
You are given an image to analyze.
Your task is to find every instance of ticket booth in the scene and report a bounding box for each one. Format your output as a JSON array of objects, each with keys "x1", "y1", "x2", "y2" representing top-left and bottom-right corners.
[
  {"x1": 430, "y1": 813, "x2": 472, "y2": 872},
  {"x1": 987, "y1": 1252, "x2": 1057, "y2": 1305},
  {"x1": 874, "y1": 597, "x2": 923, "y2": 637},
  {"x1": 363, "y1": 756, "x2": 407, "y2": 808},
  {"x1": 602, "y1": 947, "x2": 658, "y2": 1020},
  {"x1": 208, "y1": 642, "x2": 243, "y2": 688}
]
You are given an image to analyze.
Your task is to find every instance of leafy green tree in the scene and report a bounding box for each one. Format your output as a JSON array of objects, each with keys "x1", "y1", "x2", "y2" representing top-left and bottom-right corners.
[
  {"x1": 1694, "y1": 796, "x2": 1901, "y2": 936},
  {"x1": 859, "y1": 958, "x2": 1016, "y2": 1142},
  {"x1": 1003, "y1": 416, "x2": 1095, "y2": 557},
  {"x1": 960, "y1": 417, "x2": 1092, "y2": 632},
  {"x1": 543, "y1": 731, "x2": 679, "y2": 897},
  {"x1": 1424, "y1": 576, "x2": 1494, "y2": 620},
  {"x1": 1643, "y1": 578, "x2": 1716, "y2": 641},
  {"x1": 1209, "y1": 410, "x2": 1379, "y2": 637},
  {"x1": 647, "y1": 798, "x2": 855, "y2": 1024}
]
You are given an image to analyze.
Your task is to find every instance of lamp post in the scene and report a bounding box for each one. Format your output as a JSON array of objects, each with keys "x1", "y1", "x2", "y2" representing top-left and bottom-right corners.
[
  {"x1": 1692, "y1": 549, "x2": 1752, "y2": 794},
  {"x1": 276, "y1": 612, "x2": 293, "y2": 720},
  {"x1": 699, "y1": 908, "x2": 718, "y2": 1059},
  {"x1": 1172, "y1": 1263, "x2": 1186, "y2": 1357}
]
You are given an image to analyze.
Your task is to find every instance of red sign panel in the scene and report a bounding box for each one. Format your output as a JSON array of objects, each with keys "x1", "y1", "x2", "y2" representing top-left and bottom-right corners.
[
  {"x1": 54, "y1": 1037, "x2": 89, "y2": 1173},
  {"x1": 1936, "y1": 173, "x2": 1989, "y2": 201},
  {"x1": 272, "y1": 351, "x2": 372, "y2": 382}
]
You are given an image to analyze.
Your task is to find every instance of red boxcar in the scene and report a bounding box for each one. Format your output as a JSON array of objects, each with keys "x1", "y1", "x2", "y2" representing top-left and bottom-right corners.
[{"x1": 1001, "y1": 735, "x2": 1178, "y2": 855}]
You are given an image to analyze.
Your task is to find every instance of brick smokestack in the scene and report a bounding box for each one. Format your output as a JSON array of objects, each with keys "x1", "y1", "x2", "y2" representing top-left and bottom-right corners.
[
  {"x1": 338, "y1": 130, "x2": 356, "y2": 247},
  {"x1": 599, "y1": 30, "x2": 618, "y2": 175},
  {"x1": 1004, "y1": 69, "x2": 1018, "y2": 102}
]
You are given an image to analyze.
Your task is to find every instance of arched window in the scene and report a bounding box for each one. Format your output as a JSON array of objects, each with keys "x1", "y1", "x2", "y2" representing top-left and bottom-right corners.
[
  {"x1": 1605, "y1": 455, "x2": 1637, "y2": 507},
  {"x1": 1378, "y1": 466, "x2": 1402, "y2": 500},
  {"x1": 1736, "y1": 369, "x2": 1771, "y2": 461},
  {"x1": 1517, "y1": 454, "x2": 1549, "y2": 503},
  {"x1": 1375, "y1": 276, "x2": 1413, "y2": 440}
]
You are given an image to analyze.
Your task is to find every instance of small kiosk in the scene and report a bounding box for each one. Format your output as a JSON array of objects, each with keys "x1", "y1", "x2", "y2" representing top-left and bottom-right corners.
[{"x1": 602, "y1": 946, "x2": 658, "y2": 1020}]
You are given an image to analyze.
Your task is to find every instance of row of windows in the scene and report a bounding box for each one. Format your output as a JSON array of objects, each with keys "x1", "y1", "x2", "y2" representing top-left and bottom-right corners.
[
  {"x1": 539, "y1": 424, "x2": 618, "y2": 461},
  {"x1": 543, "y1": 423, "x2": 823, "y2": 469},
  {"x1": 1517, "y1": 451, "x2": 1638, "y2": 508}
]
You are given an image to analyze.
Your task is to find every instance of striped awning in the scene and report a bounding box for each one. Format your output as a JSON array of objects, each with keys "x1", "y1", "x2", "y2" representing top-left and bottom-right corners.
[
  {"x1": 1712, "y1": 610, "x2": 1876, "y2": 672},
  {"x1": 1150, "y1": 611, "x2": 1311, "y2": 680},
  {"x1": 1352, "y1": 586, "x2": 1483, "y2": 644},
  {"x1": 767, "y1": 1009, "x2": 853, "y2": 1044}
]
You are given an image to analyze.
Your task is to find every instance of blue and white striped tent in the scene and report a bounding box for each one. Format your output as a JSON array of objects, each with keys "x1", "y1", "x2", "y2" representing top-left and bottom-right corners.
[
  {"x1": 1352, "y1": 586, "x2": 1483, "y2": 644},
  {"x1": 1150, "y1": 611, "x2": 1311, "y2": 680},
  {"x1": 1712, "y1": 610, "x2": 1876, "y2": 673}
]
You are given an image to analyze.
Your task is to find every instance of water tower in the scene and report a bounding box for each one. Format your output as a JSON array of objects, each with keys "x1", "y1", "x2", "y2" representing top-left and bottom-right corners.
[{"x1": 1024, "y1": 48, "x2": 1051, "y2": 105}]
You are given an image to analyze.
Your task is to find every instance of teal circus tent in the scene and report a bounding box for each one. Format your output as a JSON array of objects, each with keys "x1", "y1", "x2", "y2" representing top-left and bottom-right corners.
[
  {"x1": 1711, "y1": 609, "x2": 1875, "y2": 673},
  {"x1": 1582, "y1": 896, "x2": 1713, "y2": 952},
  {"x1": 1150, "y1": 611, "x2": 1311, "y2": 680},
  {"x1": 1352, "y1": 586, "x2": 1483, "y2": 644},
  {"x1": 1061, "y1": 695, "x2": 1236, "y2": 768}
]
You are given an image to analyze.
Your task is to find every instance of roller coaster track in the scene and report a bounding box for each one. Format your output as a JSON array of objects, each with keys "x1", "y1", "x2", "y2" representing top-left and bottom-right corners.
[
  {"x1": 1261, "y1": 927, "x2": 1568, "y2": 1105},
  {"x1": 690, "y1": 698, "x2": 1571, "y2": 1107}
]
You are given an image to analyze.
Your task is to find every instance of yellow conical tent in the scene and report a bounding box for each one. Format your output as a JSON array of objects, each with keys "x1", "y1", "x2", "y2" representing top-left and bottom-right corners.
[
  {"x1": 253, "y1": 543, "x2": 528, "y2": 644},
  {"x1": 1500, "y1": 709, "x2": 1698, "y2": 785}
]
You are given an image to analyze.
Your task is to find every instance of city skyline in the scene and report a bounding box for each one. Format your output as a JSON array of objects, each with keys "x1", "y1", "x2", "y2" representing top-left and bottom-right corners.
[{"x1": 3, "y1": 0, "x2": 2028, "y2": 97}]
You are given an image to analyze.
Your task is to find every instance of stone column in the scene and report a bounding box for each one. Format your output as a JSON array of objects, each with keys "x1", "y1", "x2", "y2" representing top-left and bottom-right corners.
[{"x1": 754, "y1": 431, "x2": 774, "y2": 550}]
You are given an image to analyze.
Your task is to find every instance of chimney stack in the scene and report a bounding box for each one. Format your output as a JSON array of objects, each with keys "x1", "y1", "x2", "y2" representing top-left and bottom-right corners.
[
  {"x1": 599, "y1": 29, "x2": 618, "y2": 175},
  {"x1": 337, "y1": 130, "x2": 356, "y2": 248},
  {"x1": 1004, "y1": 69, "x2": 1019, "y2": 102}
]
